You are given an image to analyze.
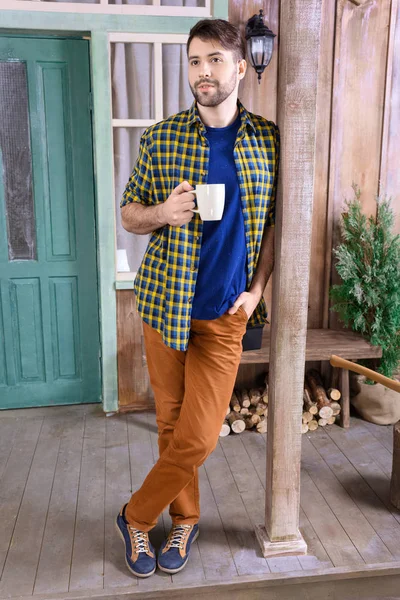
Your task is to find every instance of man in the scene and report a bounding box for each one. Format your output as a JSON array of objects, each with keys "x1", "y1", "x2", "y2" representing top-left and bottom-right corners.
[{"x1": 117, "y1": 18, "x2": 279, "y2": 578}]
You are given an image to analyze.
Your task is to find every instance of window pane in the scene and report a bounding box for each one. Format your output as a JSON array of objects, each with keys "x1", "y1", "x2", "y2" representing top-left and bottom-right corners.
[
  {"x1": 161, "y1": 0, "x2": 205, "y2": 6},
  {"x1": 162, "y1": 44, "x2": 193, "y2": 118},
  {"x1": 18, "y1": 0, "x2": 206, "y2": 6},
  {"x1": 109, "y1": 0, "x2": 205, "y2": 5},
  {"x1": 111, "y1": 43, "x2": 154, "y2": 120},
  {"x1": 114, "y1": 127, "x2": 149, "y2": 273},
  {"x1": 20, "y1": 0, "x2": 101, "y2": 4},
  {"x1": 0, "y1": 62, "x2": 36, "y2": 261},
  {"x1": 109, "y1": 0, "x2": 153, "y2": 5}
]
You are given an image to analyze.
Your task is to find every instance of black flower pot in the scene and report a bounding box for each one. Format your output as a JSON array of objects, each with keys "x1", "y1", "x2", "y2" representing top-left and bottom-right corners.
[{"x1": 242, "y1": 324, "x2": 265, "y2": 351}]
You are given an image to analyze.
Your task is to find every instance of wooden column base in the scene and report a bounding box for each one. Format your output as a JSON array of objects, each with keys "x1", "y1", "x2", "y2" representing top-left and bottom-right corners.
[{"x1": 255, "y1": 525, "x2": 307, "y2": 558}]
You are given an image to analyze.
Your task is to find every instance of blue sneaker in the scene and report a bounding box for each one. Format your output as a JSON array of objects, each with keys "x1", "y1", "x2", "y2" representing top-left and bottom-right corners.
[
  {"x1": 116, "y1": 505, "x2": 156, "y2": 578},
  {"x1": 157, "y1": 524, "x2": 199, "y2": 574}
]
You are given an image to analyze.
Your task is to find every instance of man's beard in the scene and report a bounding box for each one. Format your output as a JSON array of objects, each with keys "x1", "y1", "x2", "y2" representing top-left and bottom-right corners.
[{"x1": 190, "y1": 70, "x2": 238, "y2": 107}]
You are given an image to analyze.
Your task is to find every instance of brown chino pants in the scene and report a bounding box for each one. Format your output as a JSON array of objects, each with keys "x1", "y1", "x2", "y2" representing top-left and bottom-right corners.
[{"x1": 125, "y1": 307, "x2": 248, "y2": 532}]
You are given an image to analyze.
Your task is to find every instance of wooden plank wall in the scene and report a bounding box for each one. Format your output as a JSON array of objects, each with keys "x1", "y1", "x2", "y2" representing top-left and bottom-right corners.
[
  {"x1": 380, "y1": 0, "x2": 400, "y2": 234},
  {"x1": 116, "y1": 292, "x2": 154, "y2": 410},
  {"x1": 117, "y1": 0, "x2": 400, "y2": 409},
  {"x1": 327, "y1": 0, "x2": 392, "y2": 329}
]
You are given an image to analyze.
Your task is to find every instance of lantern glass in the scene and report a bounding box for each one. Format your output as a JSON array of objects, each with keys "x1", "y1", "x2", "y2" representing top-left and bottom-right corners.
[{"x1": 247, "y1": 35, "x2": 274, "y2": 70}]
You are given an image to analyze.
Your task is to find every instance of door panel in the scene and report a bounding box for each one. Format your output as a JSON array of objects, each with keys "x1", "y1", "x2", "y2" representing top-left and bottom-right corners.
[
  {"x1": 0, "y1": 302, "x2": 5, "y2": 386},
  {"x1": 49, "y1": 277, "x2": 81, "y2": 380},
  {"x1": 0, "y1": 37, "x2": 101, "y2": 408},
  {"x1": 41, "y1": 63, "x2": 76, "y2": 261},
  {"x1": 11, "y1": 278, "x2": 45, "y2": 383}
]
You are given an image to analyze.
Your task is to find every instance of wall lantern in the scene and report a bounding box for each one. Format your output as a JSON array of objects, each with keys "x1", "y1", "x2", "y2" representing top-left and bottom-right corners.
[{"x1": 245, "y1": 10, "x2": 276, "y2": 83}]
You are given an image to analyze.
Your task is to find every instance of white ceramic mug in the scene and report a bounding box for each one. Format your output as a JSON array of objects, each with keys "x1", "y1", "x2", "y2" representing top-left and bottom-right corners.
[{"x1": 191, "y1": 184, "x2": 225, "y2": 221}]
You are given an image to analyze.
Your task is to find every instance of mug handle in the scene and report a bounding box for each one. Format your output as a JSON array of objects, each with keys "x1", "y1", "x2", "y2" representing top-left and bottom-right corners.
[{"x1": 190, "y1": 190, "x2": 200, "y2": 213}]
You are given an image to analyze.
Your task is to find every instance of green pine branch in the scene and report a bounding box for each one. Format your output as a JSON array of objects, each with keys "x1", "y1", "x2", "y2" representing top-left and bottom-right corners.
[{"x1": 330, "y1": 184, "x2": 400, "y2": 378}]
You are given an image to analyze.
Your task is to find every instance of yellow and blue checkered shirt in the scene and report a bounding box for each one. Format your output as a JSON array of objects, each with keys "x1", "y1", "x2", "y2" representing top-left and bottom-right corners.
[{"x1": 121, "y1": 100, "x2": 280, "y2": 351}]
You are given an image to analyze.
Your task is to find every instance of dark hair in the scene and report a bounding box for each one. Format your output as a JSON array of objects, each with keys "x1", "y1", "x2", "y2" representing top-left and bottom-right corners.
[{"x1": 187, "y1": 19, "x2": 246, "y2": 62}]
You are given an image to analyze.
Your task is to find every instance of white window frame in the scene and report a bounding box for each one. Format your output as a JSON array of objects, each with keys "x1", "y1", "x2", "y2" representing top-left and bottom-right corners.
[
  {"x1": 5, "y1": 0, "x2": 211, "y2": 17},
  {"x1": 110, "y1": 32, "x2": 189, "y2": 284}
]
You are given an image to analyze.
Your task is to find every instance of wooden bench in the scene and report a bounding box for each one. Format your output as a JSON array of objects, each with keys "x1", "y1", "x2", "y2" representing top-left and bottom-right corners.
[{"x1": 240, "y1": 328, "x2": 382, "y2": 428}]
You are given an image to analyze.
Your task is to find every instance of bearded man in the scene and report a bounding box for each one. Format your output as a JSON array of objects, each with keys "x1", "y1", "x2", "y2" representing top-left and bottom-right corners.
[{"x1": 117, "y1": 18, "x2": 280, "y2": 578}]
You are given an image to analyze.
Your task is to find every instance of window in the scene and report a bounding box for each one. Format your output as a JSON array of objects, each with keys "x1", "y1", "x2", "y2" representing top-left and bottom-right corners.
[
  {"x1": 111, "y1": 34, "x2": 192, "y2": 278},
  {"x1": 0, "y1": 62, "x2": 36, "y2": 261},
  {"x1": 10, "y1": 0, "x2": 210, "y2": 17}
]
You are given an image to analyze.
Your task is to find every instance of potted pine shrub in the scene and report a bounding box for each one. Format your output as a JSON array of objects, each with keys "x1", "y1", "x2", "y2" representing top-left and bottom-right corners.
[{"x1": 330, "y1": 184, "x2": 400, "y2": 424}]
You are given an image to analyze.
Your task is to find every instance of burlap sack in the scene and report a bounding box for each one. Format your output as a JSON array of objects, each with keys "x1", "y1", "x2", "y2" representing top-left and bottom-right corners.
[{"x1": 351, "y1": 382, "x2": 400, "y2": 425}]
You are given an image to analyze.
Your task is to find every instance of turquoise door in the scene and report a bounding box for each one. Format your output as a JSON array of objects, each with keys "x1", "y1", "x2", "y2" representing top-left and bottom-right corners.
[{"x1": 0, "y1": 37, "x2": 101, "y2": 409}]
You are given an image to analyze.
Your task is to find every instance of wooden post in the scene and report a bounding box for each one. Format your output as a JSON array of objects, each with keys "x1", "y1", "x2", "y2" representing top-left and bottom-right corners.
[
  {"x1": 255, "y1": 0, "x2": 323, "y2": 557},
  {"x1": 339, "y1": 368, "x2": 350, "y2": 428}
]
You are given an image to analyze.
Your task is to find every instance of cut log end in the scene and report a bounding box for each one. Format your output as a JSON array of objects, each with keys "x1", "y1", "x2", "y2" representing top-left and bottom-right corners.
[
  {"x1": 219, "y1": 422, "x2": 231, "y2": 437},
  {"x1": 230, "y1": 391, "x2": 241, "y2": 413},
  {"x1": 319, "y1": 405, "x2": 334, "y2": 420},
  {"x1": 329, "y1": 401, "x2": 341, "y2": 416},
  {"x1": 328, "y1": 388, "x2": 341, "y2": 401},
  {"x1": 303, "y1": 386, "x2": 318, "y2": 415},
  {"x1": 239, "y1": 389, "x2": 251, "y2": 408},
  {"x1": 231, "y1": 421, "x2": 246, "y2": 434},
  {"x1": 227, "y1": 412, "x2": 246, "y2": 434},
  {"x1": 249, "y1": 409, "x2": 261, "y2": 424},
  {"x1": 255, "y1": 402, "x2": 267, "y2": 416},
  {"x1": 256, "y1": 417, "x2": 267, "y2": 433}
]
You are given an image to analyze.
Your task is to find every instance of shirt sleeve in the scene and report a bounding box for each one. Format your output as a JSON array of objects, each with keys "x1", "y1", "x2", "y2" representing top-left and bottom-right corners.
[
  {"x1": 265, "y1": 123, "x2": 280, "y2": 227},
  {"x1": 120, "y1": 133, "x2": 153, "y2": 208}
]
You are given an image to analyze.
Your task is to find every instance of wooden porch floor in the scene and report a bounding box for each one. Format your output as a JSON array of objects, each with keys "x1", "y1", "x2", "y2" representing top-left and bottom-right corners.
[{"x1": 1, "y1": 405, "x2": 400, "y2": 600}]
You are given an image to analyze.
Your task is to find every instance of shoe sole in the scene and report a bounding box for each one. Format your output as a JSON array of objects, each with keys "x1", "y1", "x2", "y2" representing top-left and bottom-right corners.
[
  {"x1": 157, "y1": 529, "x2": 200, "y2": 574},
  {"x1": 115, "y1": 522, "x2": 156, "y2": 578}
]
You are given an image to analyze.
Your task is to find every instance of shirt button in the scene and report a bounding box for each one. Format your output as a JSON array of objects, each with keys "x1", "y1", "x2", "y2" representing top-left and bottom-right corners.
[
  {"x1": 188, "y1": 297, "x2": 193, "y2": 303},
  {"x1": 190, "y1": 265, "x2": 196, "y2": 272},
  {"x1": 202, "y1": 171, "x2": 206, "y2": 177},
  {"x1": 195, "y1": 236, "x2": 200, "y2": 241}
]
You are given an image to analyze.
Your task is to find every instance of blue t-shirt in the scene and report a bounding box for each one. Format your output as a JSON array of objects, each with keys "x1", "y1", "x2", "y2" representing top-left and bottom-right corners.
[{"x1": 191, "y1": 114, "x2": 247, "y2": 320}]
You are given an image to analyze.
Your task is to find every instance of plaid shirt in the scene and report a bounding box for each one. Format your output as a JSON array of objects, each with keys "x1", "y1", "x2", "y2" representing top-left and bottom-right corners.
[{"x1": 121, "y1": 101, "x2": 280, "y2": 351}]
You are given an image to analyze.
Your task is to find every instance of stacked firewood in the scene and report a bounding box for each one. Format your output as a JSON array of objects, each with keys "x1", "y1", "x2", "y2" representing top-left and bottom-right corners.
[
  {"x1": 302, "y1": 369, "x2": 341, "y2": 433},
  {"x1": 220, "y1": 387, "x2": 268, "y2": 436},
  {"x1": 220, "y1": 369, "x2": 342, "y2": 437}
]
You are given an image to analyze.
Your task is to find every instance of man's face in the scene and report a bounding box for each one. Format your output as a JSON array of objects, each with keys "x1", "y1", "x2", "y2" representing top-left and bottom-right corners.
[{"x1": 187, "y1": 37, "x2": 243, "y2": 108}]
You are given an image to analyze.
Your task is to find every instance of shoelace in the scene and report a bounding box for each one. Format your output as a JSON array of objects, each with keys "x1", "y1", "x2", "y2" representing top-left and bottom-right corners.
[
  {"x1": 128, "y1": 527, "x2": 150, "y2": 553},
  {"x1": 166, "y1": 525, "x2": 192, "y2": 550}
]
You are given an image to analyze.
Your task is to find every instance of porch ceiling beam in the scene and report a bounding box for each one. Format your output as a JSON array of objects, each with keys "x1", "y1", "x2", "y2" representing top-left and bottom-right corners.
[{"x1": 256, "y1": 0, "x2": 324, "y2": 557}]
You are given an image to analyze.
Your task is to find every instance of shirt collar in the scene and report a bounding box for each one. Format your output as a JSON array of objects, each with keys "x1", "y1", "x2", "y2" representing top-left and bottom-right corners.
[{"x1": 187, "y1": 99, "x2": 256, "y2": 133}]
